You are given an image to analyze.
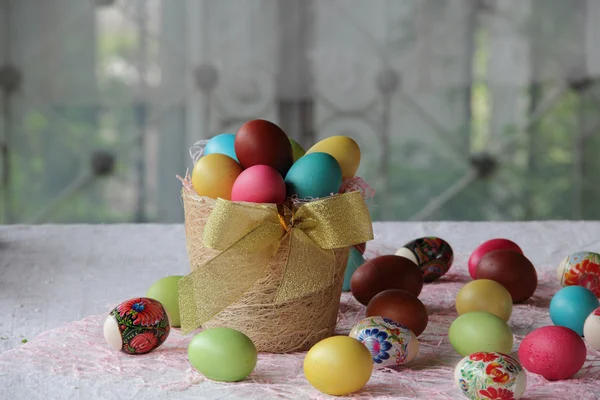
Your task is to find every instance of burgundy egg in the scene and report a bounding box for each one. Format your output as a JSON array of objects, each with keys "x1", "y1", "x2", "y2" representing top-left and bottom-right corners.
[
  {"x1": 366, "y1": 289, "x2": 428, "y2": 336},
  {"x1": 234, "y1": 119, "x2": 293, "y2": 175},
  {"x1": 476, "y1": 249, "x2": 538, "y2": 303},
  {"x1": 350, "y1": 255, "x2": 423, "y2": 306},
  {"x1": 355, "y1": 242, "x2": 366, "y2": 254}
]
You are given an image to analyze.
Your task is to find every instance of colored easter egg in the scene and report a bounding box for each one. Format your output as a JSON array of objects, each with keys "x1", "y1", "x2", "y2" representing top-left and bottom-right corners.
[
  {"x1": 284, "y1": 152, "x2": 342, "y2": 199},
  {"x1": 146, "y1": 276, "x2": 183, "y2": 327},
  {"x1": 188, "y1": 327, "x2": 257, "y2": 382},
  {"x1": 191, "y1": 153, "x2": 243, "y2": 200},
  {"x1": 518, "y1": 326, "x2": 586, "y2": 380},
  {"x1": 234, "y1": 119, "x2": 293, "y2": 175},
  {"x1": 549, "y1": 285, "x2": 599, "y2": 336},
  {"x1": 103, "y1": 297, "x2": 170, "y2": 355},
  {"x1": 343, "y1": 247, "x2": 365, "y2": 292},
  {"x1": 583, "y1": 307, "x2": 600, "y2": 350},
  {"x1": 454, "y1": 352, "x2": 526, "y2": 400},
  {"x1": 449, "y1": 312, "x2": 513, "y2": 357},
  {"x1": 304, "y1": 336, "x2": 373, "y2": 396},
  {"x1": 204, "y1": 133, "x2": 238, "y2": 161},
  {"x1": 469, "y1": 239, "x2": 523, "y2": 279},
  {"x1": 290, "y1": 138, "x2": 306, "y2": 162},
  {"x1": 350, "y1": 255, "x2": 423, "y2": 305},
  {"x1": 366, "y1": 289, "x2": 428, "y2": 336},
  {"x1": 455, "y1": 279, "x2": 513, "y2": 321},
  {"x1": 306, "y1": 136, "x2": 361, "y2": 179},
  {"x1": 349, "y1": 316, "x2": 419, "y2": 369},
  {"x1": 557, "y1": 251, "x2": 600, "y2": 297},
  {"x1": 476, "y1": 250, "x2": 538, "y2": 303},
  {"x1": 231, "y1": 165, "x2": 287, "y2": 204},
  {"x1": 397, "y1": 237, "x2": 454, "y2": 282}
]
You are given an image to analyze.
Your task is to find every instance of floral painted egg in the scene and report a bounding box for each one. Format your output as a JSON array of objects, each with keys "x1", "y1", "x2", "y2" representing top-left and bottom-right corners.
[
  {"x1": 103, "y1": 297, "x2": 170, "y2": 355},
  {"x1": 454, "y1": 352, "x2": 526, "y2": 400},
  {"x1": 396, "y1": 237, "x2": 454, "y2": 282},
  {"x1": 584, "y1": 307, "x2": 600, "y2": 350},
  {"x1": 557, "y1": 251, "x2": 600, "y2": 297},
  {"x1": 349, "y1": 316, "x2": 419, "y2": 369}
]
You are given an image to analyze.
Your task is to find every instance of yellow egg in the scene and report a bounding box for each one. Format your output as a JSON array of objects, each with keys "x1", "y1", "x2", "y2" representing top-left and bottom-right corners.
[
  {"x1": 455, "y1": 279, "x2": 513, "y2": 321},
  {"x1": 306, "y1": 136, "x2": 361, "y2": 179},
  {"x1": 191, "y1": 153, "x2": 243, "y2": 199},
  {"x1": 304, "y1": 336, "x2": 373, "y2": 396}
]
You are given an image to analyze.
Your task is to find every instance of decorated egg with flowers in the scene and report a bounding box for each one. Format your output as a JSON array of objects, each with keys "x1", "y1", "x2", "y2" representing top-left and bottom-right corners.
[
  {"x1": 454, "y1": 352, "x2": 526, "y2": 400},
  {"x1": 103, "y1": 297, "x2": 170, "y2": 355},
  {"x1": 349, "y1": 316, "x2": 419, "y2": 369},
  {"x1": 557, "y1": 251, "x2": 600, "y2": 297}
]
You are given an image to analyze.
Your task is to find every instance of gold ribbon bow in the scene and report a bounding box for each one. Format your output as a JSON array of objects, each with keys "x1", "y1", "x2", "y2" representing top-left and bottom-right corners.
[{"x1": 178, "y1": 191, "x2": 373, "y2": 334}]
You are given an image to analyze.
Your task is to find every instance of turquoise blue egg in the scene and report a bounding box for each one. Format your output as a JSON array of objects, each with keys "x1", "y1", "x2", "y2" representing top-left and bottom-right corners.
[
  {"x1": 343, "y1": 247, "x2": 365, "y2": 291},
  {"x1": 550, "y1": 286, "x2": 599, "y2": 336},
  {"x1": 204, "y1": 133, "x2": 238, "y2": 162},
  {"x1": 284, "y1": 152, "x2": 342, "y2": 199}
]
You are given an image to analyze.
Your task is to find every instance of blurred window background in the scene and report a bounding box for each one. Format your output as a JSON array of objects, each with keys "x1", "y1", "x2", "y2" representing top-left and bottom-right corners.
[{"x1": 1, "y1": 0, "x2": 600, "y2": 224}]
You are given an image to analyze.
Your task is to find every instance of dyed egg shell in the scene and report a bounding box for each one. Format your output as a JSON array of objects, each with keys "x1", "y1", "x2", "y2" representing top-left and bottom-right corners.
[
  {"x1": 349, "y1": 316, "x2": 419, "y2": 369},
  {"x1": 146, "y1": 276, "x2": 183, "y2": 327},
  {"x1": 204, "y1": 133, "x2": 238, "y2": 162},
  {"x1": 304, "y1": 336, "x2": 373, "y2": 396},
  {"x1": 468, "y1": 239, "x2": 523, "y2": 279},
  {"x1": 449, "y1": 311, "x2": 513, "y2": 357},
  {"x1": 343, "y1": 247, "x2": 365, "y2": 292},
  {"x1": 549, "y1": 285, "x2": 599, "y2": 336},
  {"x1": 557, "y1": 251, "x2": 600, "y2": 297},
  {"x1": 191, "y1": 153, "x2": 243, "y2": 200},
  {"x1": 518, "y1": 326, "x2": 586, "y2": 380},
  {"x1": 103, "y1": 297, "x2": 170, "y2": 355},
  {"x1": 476, "y1": 250, "x2": 538, "y2": 303},
  {"x1": 454, "y1": 352, "x2": 526, "y2": 400},
  {"x1": 234, "y1": 119, "x2": 293, "y2": 175},
  {"x1": 284, "y1": 152, "x2": 342, "y2": 199},
  {"x1": 583, "y1": 307, "x2": 600, "y2": 350},
  {"x1": 188, "y1": 327, "x2": 257, "y2": 382},
  {"x1": 366, "y1": 289, "x2": 428, "y2": 336},
  {"x1": 306, "y1": 135, "x2": 361, "y2": 179},
  {"x1": 289, "y1": 138, "x2": 306, "y2": 162},
  {"x1": 397, "y1": 237, "x2": 454, "y2": 282},
  {"x1": 455, "y1": 279, "x2": 513, "y2": 321},
  {"x1": 231, "y1": 165, "x2": 287, "y2": 204}
]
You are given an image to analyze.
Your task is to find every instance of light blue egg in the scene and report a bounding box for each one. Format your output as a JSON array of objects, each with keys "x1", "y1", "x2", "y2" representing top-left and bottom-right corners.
[
  {"x1": 550, "y1": 286, "x2": 599, "y2": 336},
  {"x1": 343, "y1": 247, "x2": 365, "y2": 291},
  {"x1": 284, "y1": 152, "x2": 342, "y2": 199},
  {"x1": 204, "y1": 133, "x2": 238, "y2": 162}
]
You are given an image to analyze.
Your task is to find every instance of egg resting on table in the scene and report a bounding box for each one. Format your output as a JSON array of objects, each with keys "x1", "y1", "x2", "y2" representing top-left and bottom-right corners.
[
  {"x1": 583, "y1": 307, "x2": 600, "y2": 350},
  {"x1": 103, "y1": 297, "x2": 170, "y2": 355},
  {"x1": 557, "y1": 251, "x2": 600, "y2": 297},
  {"x1": 366, "y1": 289, "x2": 428, "y2": 336},
  {"x1": 468, "y1": 238, "x2": 522, "y2": 279},
  {"x1": 396, "y1": 237, "x2": 453, "y2": 282},
  {"x1": 349, "y1": 316, "x2": 419, "y2": 369},
  {"x1": 454, "y1": 352, "x2": 526, "y2": 400}
]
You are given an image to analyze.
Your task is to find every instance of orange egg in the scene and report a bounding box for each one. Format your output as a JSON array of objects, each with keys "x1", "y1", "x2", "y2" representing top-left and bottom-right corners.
[{"x1": 191, "y1": 154, "x2": 243, "y2": 199}]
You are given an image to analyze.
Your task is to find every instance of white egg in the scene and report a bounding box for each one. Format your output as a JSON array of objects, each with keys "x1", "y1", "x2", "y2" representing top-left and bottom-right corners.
[
  {"x1": 584, "y1": 307, "x2": 600, "y2": 350},
  {"x1": 394, "y1": 247, "x2": 418, "y2": 266},
  {"x1": 103, "y1": 315, "x2": 123, "y2": 351}
]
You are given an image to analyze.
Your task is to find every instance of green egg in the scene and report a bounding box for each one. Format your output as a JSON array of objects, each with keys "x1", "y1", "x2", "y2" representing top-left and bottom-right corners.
[
  {"x1": 448, "y1": 311, "x2": 513, "y2": 356},
  {"x1": 289, "y1": 138, "x2": 306, "y2": 162},
  {"x1": 343, "y1": 247, "x2": 365, "y2": 291},
  {"x1": 188, "y1": 327, "x2": 257, "y2": 382},
  {"x1": 146, "y1": 276, "x2": 183, "y2": 327}
]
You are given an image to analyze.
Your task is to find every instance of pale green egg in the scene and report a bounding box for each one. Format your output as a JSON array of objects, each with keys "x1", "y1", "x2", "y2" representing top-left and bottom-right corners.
[{"x1": 146, "y1": 276, "x2": 183, "y2": 327}]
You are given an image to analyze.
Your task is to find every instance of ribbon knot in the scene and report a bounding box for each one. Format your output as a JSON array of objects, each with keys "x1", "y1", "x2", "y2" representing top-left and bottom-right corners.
[{"x1": 178, "y1": 191, "x2": 373, "y2": 334}]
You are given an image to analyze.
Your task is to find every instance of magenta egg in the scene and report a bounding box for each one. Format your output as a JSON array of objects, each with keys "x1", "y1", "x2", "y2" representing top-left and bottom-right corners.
[
  {"x1": 231, "y1": 165, "x2": 287, "y2": 204},
  {"x1": 469, "y1": 239, "x2": 523, "y2": 279}
]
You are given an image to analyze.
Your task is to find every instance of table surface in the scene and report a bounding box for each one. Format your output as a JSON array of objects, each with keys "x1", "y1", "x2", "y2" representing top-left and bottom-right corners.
[{"x1": 1, "y1": 222, "x2": 600, "y2": 399}]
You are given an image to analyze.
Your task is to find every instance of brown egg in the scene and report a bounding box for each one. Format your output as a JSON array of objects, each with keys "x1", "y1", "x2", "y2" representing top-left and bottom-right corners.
[
  {"x1": 355, "y1": 242, "x2": 366, "y2": 254},
  {"x1": 234, "y1": 119, "x2": 293, "y2": 175},
  {"x1": 366, "y1": 289, "x2": 428, "y2": 336},
  {"x1": 476, "y1": 249, "x2": 538, "y2": 303},
  {"x1": 350, "y1": 255, "x2": 423, "y2": 306}
]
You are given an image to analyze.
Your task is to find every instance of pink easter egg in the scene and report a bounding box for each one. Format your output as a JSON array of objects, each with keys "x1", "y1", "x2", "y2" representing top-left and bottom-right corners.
[
  {"x1": 231, "y1": 165, "x2": 287, "y2": 204},
  {"x1": 518, "y1": 326, "x2": 586, "y2": 381},
  {"x1": 468, "y1": 238, "x2": 523, "y2": 279}
]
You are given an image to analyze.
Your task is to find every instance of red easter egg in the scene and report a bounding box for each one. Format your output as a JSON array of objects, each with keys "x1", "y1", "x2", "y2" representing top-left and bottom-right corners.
[
  {"x1": 518, "y1": 326, "x2": 586, "y2": 380},
  {"x1": 355, "y1": 242, "x2": 366, "y2": 254},
  {"x1": 231, "y1": 165, "x2": 287, "y2": 204},
  {"x1": 469, "y1": 239, "x2": 523, "y2": 279},
  {"x1": 234, "y1": 119, "x2": 293, "y2": 175}
]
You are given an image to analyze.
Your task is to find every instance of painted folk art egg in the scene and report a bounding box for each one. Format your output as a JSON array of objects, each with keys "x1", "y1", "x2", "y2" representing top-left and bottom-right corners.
[
  {"x1": 103, "y1": 297, "x2": 170, "y2": 355},
  {"x1": 396, "y1": 237, "x2": 454, "y2": 282},
  {"x1": 583, "y1": 307, "x2": 600, "y2": 350},
  {"x1": 349, "y1": 316, "x2": 419, "y2": 369},
  {"x1": 557, "y1": 251, "x2": 600, "y2": 297},
  {"x1": 454, "y1": 352, "x2": 526, "y2": 400}
]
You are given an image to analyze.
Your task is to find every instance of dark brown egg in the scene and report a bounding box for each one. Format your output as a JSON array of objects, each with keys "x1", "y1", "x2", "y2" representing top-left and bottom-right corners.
[
  {"x1": 366, "y1": 289, "x2": 428, "y2": 336},
  {"x1": 350, "y1": 255, "x2": 423, "y2": 306},
  {"x1": 234, "y1": 119, "x2": 293, "y2": 175},
  {"x1": 476, "y1": 249, "x2": 538, "y2": 303},
  {"x1": 354, "y1": 242, "x2": 366, "y2": 254}
]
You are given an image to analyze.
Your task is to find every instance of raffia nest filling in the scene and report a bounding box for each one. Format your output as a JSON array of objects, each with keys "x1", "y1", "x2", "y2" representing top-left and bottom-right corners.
[{"x1": 182, "y1": 187, "x2": 349, "y2": 353}]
